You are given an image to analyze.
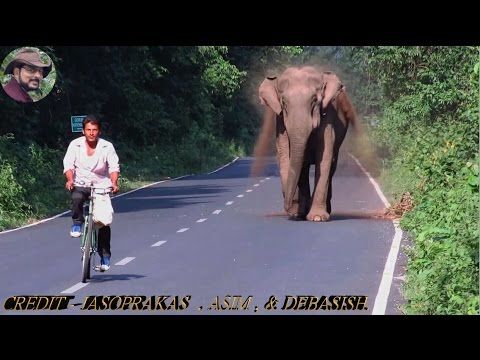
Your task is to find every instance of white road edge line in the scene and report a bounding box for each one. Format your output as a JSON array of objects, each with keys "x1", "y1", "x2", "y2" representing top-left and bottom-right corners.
[
  {"x1": 212, "y1": 210, "x2": 222, "y2": 214},
  {"x1": 2, "y1": 156, "x2": 238, "y2": 236},
  {"x1": 348, "y1": 153, "x2": 402, "y2": 315},
  {"x1": 115, "y1": 257, "x2": 135, "y2": 266},
  {"x1": 61, "y1": 282, "x2": 88, "y2": 294},
  {"x1": 348, "y1": 154, "x2": 390, "y2": 207},
  {"x1": 111, "y1": 174, "x2": 191, "y2": 199},
  {"x1": 0, "y1": 156, "x2": 239, "y2": 235},
  {"x1": 196, "y1": 218, "x2": 207, "y2": 223},
  {"x1": 151, "y1": 240, "x2": 167, "y2": 247},
  {"x1": 177, "y1": 228, "x2": 189, "y2": 233},
  {"x1": 0, "y1": 210, "x2": 71, "y2": 235},
  {"x1": 208, "y1": 157, "x2": 240, "y2": 174},
  {"x1": 372, "y1": 220, "x2": 403, "y2": 315},
  {"x1": 0, "y1": 174, "x2": 191, "y2": 236}
]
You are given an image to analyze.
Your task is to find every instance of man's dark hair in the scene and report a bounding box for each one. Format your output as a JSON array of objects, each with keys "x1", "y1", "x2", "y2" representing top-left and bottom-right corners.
[{"x1": 82, "y1": 114, "x2": 101, "y2": 130}]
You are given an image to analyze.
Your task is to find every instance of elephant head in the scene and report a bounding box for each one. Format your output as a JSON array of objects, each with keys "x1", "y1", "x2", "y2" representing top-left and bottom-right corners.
[{"x1": 259, "y1": 67, "x2": 343, "y2": 214}]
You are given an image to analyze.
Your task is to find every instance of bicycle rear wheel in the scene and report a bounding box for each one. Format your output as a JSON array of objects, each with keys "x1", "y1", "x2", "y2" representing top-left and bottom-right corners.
[
  {"x1": 81, "y1": 215, "x2": 94, "y2": 283},
  {"x1": 88, "y1": 229, "x2": 98, "y2": 280}
]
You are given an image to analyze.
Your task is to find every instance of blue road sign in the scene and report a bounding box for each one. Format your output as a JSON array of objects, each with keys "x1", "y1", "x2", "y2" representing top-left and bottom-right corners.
[{"x1": 71, "y1": 115, "x2": 86, "y2": 132}]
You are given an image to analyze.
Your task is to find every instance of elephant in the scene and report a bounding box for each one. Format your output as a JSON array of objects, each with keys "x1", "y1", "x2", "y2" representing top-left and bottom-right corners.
[{"x1": 258, "y1": 66, "x2": 356, "y2": 221}]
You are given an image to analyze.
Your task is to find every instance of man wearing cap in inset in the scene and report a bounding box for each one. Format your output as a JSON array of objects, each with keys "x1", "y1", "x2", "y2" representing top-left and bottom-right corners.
[{"x1": 2, "y1": 47, "x2": 52, "y2": 103}]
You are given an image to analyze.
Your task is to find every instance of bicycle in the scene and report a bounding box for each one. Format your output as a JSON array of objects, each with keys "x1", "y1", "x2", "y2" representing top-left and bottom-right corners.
[{"x1": 80, "y1": 184, "x2": 113, "y2": 283}]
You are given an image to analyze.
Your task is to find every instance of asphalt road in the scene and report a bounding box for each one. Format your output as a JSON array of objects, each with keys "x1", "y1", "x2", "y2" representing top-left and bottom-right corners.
[{"x1": 0, "y1": 152, "x2": 406, "y2": 315}]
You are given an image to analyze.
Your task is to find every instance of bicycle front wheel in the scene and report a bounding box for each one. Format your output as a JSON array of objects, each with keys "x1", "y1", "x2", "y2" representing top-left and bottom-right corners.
[{"x1": 81, "y1": 215, "x2": 94, "y2": 283}]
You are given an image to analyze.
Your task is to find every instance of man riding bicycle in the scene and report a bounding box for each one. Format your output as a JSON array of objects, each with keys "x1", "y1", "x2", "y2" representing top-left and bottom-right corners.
[{"x1": 63, "y1": 115, "x2": 120, "y2": 271}]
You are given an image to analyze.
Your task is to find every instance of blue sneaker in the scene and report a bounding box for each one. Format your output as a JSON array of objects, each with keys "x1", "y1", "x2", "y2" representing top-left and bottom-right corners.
[
  {"x1": 100, "y1": 264, "x2": 110, "y2": 271},
  {"x1": 95, "y1": 256, "x2": 111, "y2": 272},
  {"x1": 70, "y1": 224, "x2": 82, "y2": 237},
  {"x1": 102, "y1": 256, "x2": 111, "y2": 267}
]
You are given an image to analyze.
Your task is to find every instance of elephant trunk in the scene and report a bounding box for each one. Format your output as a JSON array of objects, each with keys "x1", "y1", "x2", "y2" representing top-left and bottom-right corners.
[{"x1": 284, "y1": 131, "x2": 309, "y2": 214}]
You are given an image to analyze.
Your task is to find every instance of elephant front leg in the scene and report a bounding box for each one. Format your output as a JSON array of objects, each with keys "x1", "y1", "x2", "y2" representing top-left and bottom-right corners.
[
  {"x1": 307, "y1": 123, "x2": 335, "y2": 222},
  {"x1": 277, "y1": 117, "x2": 306, "y2": 217}
]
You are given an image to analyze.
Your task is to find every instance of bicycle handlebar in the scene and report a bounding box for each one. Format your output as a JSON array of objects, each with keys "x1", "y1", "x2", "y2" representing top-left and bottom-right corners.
[
  {"x1": 74, "y1": 181, "x2": 112, "y2": 189},
  {"x1": 89, "y1": 186, "x2": 113, "y2": 195},
  {"x1": 73, "y1": 182, "x2": 113, "y2": 195}
]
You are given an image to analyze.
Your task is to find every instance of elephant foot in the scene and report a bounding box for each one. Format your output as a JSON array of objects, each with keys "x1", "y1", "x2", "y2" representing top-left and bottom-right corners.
[
  {"x1": 288, "y1": 213, "x2": 306, "y2": 221},
  {"x1": 286, "y1": 203, "x2": 307, "y2": 221},
  {"x1": 306, "y1": 209, "x2": 330, "y2": 222}
]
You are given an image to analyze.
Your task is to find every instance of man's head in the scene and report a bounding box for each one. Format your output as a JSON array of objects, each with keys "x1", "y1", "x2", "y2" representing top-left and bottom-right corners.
[
  {"x1": 82, "y1": 115, "x2": 102, "y2": 143},
  {"x1": 4, "y1": 48, "x2": 52, "y2": 92}
]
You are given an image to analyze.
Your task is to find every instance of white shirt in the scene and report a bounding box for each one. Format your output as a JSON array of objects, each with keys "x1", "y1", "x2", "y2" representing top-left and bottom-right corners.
[{"x1": 63, "y1": 136, "x2": 120, "y2": 188}]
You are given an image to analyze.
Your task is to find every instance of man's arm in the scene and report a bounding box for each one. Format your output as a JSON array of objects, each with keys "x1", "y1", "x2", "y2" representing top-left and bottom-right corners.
[
  {"x1": 107, "y1": 144, "x2": 120, "y2": 193},
  {"x1": 63, "y1": 142, "x2": 76, "y2": 191},
  {"x1": 65, "y1": 169, "x2": 74, "y2": 191},
  {"x1": 110, "y1": 171, "x2": 119, "y2": 193}
]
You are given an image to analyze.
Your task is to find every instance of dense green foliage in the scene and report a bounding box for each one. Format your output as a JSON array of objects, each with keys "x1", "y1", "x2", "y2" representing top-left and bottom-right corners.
[
  {"x1": 1, "y1": 46, "x2": 477, "y2": 314},
  {"x1": 0, "y1": 46, "x2": 301, "y2": 227},
  {"x1": 347, "y1": 46, "x2": 479, "y2": 314},
  {"x1": 0, "y1": 133, "x2": 66, "y2": 229}
]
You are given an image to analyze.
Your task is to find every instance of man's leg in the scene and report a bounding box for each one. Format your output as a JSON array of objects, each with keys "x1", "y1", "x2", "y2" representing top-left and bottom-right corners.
[
  {"x1": 98, "y1": 226, "x2": 111, "y2": 270},
  {"x1": 70, "y1": 187, "x2": 89, "y2": 236}
]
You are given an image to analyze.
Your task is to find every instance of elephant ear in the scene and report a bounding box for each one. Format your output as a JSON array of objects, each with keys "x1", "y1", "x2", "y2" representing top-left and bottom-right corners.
[
  {"x1": 319, "y1": 71, "x2": 343, "y2": 111},
  {"x1": 259, "y1": 77, "x2": 282, "y2": 115}
]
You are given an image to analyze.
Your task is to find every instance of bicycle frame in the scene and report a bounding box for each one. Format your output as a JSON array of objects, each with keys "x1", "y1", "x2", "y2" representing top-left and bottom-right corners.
[{"x1": 80, "y1": 185, "x2": 112, "y2": 283}]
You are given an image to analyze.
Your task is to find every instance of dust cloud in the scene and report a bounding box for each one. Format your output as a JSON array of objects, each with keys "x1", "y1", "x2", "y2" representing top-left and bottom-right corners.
[
  {"x1": 248, "y1": 58, "x2": 398, "y2": 220},
  {"x1": 250, "y1": 107, "x2": 276, "y2": 177},
  {"x1": 341, "y1": 117, "x2": 381, "y2": 178}
]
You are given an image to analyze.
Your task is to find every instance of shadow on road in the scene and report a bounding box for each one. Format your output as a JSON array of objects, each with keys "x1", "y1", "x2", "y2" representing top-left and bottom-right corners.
[
  {"x1": 113, "y1": 184, "x2": 231, "y2": 213},
  {"x1": 89, "y1": 273, "x2": 146, "y2": 282},
  {"x1": 331, "y1": 211, "x2": 391, "y2": 221},
  {"x1": 263, "y1": 210, "x2": 392, "y2": 222},
  {"x1": 193, "y1": 158, "x2": 279, "y2": 180},
  {"x1": 63, "y1": 156, "x2": 370, "y2": 216}
]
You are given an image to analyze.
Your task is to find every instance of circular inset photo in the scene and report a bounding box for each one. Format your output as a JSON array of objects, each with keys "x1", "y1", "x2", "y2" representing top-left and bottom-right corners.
[{"x1": 1, "y1": 47, "x2": 56, "y2": 103}]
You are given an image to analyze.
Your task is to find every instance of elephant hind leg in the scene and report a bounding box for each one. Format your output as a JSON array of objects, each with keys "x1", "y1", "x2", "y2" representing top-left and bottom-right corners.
[
  {"x1": 326, "y1": 157, "x2": 338, "y2": 214},
  {"x1": 296, "y1": 163, "x2": 311, "y2": 219},
  {"x1": 327, "y1": 191, "x2": 332, "y2": 214}
]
